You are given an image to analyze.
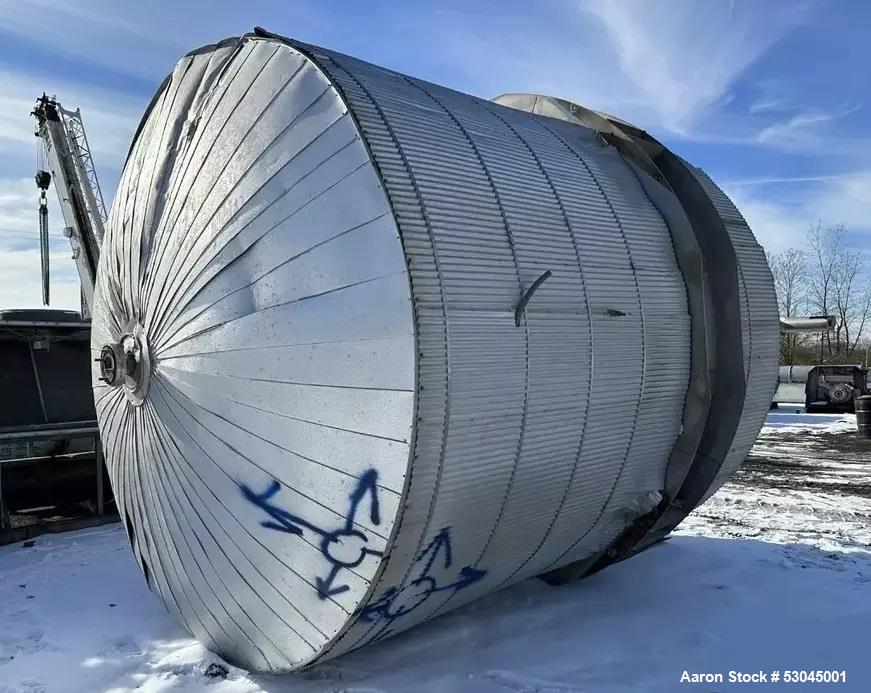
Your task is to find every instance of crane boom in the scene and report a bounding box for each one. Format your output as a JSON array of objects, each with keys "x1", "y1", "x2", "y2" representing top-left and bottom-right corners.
[{"x1": 32, "y1": 95, "x2": 107, "y2": 318}]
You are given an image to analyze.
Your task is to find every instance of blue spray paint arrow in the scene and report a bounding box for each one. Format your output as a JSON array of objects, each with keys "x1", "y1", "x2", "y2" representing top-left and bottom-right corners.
[
  {"x1": 415, "y1": 527, "x2": 453, "y2": 577},
  {"x1": 315, "y1": 564, "x2": 351, "y2": 598},
  {"x1": 240, "y1": 469, "x2": 385, "y2": 602},
  {"x1": 355, "y1": 526, "x2": 487, "y2": 628},
  {"x1": 345, "y1": 468, "x2": 381, "y2": 529}
]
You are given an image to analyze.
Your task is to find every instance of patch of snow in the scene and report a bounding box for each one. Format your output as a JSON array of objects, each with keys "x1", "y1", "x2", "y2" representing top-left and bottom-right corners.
[
  {"x1": 764, "y1": 404, "x2": 856, "y2": 432},
  {"x1": 1, "y1": 414, "x2": 869, "y2": 692}
]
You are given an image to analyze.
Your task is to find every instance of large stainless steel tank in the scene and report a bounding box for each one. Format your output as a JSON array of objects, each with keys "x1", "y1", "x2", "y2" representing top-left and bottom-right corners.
[{"x1": 91, "y1": 29, "x2": 779, "y2": 672}]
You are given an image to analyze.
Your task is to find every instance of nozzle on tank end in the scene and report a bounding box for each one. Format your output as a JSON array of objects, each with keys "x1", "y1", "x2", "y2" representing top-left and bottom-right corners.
[{"x1": 96, "y1": 324, "x2": 151, "y2": 405}]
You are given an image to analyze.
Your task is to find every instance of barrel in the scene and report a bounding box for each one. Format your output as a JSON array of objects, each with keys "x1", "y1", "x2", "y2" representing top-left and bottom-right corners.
[
  {"x1": 90, "y1": 29, "x2": 779, "y2": 672},
  {"x1": 857, "y1": 395, "x2": 871, "y2": 438}
]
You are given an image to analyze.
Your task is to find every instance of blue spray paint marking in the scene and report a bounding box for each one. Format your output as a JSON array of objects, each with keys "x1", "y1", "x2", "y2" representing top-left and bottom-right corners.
[
  {"x1": 356, "y1": 526, "x2": 486, "y2": 637},
  {"x1": 240, "y1": 469, "x2": 382, "y2": 599}
]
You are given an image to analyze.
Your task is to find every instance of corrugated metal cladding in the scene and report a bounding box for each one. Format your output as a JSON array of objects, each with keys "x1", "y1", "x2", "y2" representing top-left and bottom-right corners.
[
  {"x1": 690, "y1": 168, "x2": 780, "y2": 501},
  {"x1": 91, "y1": 31, "x2": 777, "y2": 673}
]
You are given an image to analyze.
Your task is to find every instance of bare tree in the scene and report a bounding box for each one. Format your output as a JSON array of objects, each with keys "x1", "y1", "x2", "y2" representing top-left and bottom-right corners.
[
  {"x1": 848, "y1": 282, "x2": 871, "y2": 357},
  {"x1": 768, "y1": 247, "x2": 808, "y2": 363},
  {"x1": 806, "y1": 222, "x2": 870, "y2": 360},
  {"x1": 833, "y1": 245, "x2": 863, "y2": 354},
  {"x1": 769, "y1": 248, "x2": 808, "y2": 315},
  {"x1": 807, "y1": 222, "x2": 841, "y2": 356}
]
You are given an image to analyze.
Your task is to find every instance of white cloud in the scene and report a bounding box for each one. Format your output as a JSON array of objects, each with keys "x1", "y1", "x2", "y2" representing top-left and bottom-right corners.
[
  {"x1": 0, "y1": 246, "x2": 82, "y2": 311},
  {"x1": 0, "y1": 0, "x2": 189, "y2": 80},
  {"x1": 0, "y1": 243, "x2": 81, "y2": 310},
  {"x1": 724, "y1": 171, "x2": 871, "y2": 253},
  {"x1": 1, "y1": 176, "x2": 63, "y2": 237},
  {"x1": 0, "y1": 68, "x2": 144, "y2": 171},
  {"x1": 0, "y1": 0, "x2": 327, "y2": 82},
  {"x1": 756, "y1": 103, "x2": 864, "y2": 150},
  {"x1": 723, "y1": 173, "x2": 859, "y2": 187},
  {"x1": 813, "y1": 171, "x2": 871, "y2": 231},
  {"x1": 579, "y1": 0, "x2": 809, "y2": 135},
  {"x1": 725, "y1": 190, "x2": 808, "y2": 252},
  {"x1": 749, "y1": 94, "x2": 793, "y2": 115},
  {"x1": 0, "y1": 177, "x2": 39, "y2": 234},
  {"x1": 0, "y1": 176, "x2": 81, "y2": 310},
  {"x1": 411, "y1": 0, "x2": 810, "y2": 144}
]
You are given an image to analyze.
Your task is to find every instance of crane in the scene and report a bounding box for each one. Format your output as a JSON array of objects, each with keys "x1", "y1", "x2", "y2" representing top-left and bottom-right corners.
[{"x1": 32, "y1": 95, "x2": 107, "y2": 319}]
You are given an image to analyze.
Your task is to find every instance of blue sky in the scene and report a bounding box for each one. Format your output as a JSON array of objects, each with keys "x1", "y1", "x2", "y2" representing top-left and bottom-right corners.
[{"x1": 1, "y1": 0, "x2": 868, "y2": 309}]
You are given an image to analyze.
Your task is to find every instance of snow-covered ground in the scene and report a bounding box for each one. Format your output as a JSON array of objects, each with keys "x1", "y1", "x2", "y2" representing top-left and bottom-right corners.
[{"x1": 1, "y1": 409, "x2": 869, "y2": 692}]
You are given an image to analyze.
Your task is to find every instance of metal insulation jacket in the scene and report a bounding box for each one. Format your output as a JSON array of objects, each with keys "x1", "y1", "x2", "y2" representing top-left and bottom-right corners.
[{"x1": 91, "y1": 30, "x2": 779, "y2": 672}]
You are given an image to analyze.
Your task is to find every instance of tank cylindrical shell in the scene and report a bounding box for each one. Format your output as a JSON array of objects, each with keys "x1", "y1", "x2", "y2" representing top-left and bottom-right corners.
[{"x1": 92, "y1": 32, "x2": 778, "y2": 672}]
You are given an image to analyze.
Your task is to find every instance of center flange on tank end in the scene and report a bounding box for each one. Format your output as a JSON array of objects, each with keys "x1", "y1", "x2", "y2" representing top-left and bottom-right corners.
[{"x1": 97, "y1": 322, "x2": 151, "y2": 406}]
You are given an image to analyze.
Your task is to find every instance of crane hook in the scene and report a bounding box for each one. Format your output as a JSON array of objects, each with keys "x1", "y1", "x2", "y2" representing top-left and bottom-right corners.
[{"x1": 35, "y1": 169, "x2": 51, "y2": 190}]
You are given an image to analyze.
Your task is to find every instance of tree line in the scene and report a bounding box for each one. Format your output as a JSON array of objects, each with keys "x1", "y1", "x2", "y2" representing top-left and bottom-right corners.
[{"x1": 767, "y1": 223, "x2": 871, "y2": 366}]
